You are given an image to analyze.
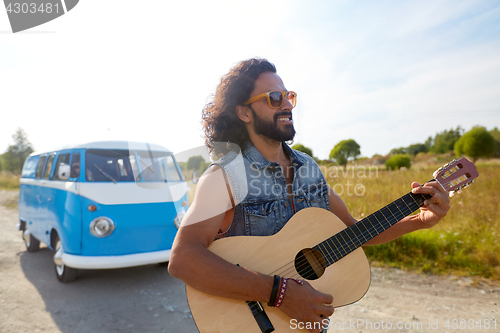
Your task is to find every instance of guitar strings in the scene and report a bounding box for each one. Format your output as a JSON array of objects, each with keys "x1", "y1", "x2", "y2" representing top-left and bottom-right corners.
[
  {"x1": 269, "y1": 191, "x2": 424, "y2": 278},
  {"x1": 267, "y1": 186, "x2": 446, "y2": 285},
  {"x1": 272, "y1": 175, "x2": 461, "y2": 278}
]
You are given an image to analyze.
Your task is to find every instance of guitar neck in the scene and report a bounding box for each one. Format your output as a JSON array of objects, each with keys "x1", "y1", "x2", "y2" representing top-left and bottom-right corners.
[{"x1": 314, "y1": 184, "x2": 433, "y2": 267}]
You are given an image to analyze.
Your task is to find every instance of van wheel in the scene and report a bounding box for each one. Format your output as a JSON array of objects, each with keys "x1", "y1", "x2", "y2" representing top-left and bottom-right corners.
[
  {"x1": 23, "y1": 229, "x2": 40, "y2": 252},
  {"x1": 53, "y1": 236, "x2": 78, "y2": 283}
]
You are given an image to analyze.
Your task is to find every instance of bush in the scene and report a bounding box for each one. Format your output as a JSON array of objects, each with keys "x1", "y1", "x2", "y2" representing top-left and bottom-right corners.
[
  {"x1": 455, "y1": 126, "x2": 495, "y2": 163},
  {"x1": 291, "y1": 143, "x2": 313, "y2": 157},
  {"x1": 385, "y1": 154, "x2": 411, "y2": 170}
]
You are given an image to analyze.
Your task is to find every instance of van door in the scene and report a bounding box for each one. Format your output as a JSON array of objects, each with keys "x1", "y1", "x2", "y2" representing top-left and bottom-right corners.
[
  {"x1": 38, "y1": 153, "x2": 56, "y2": 245},
  {"x1": 29, "y1": 154, "x2": 47, "y2": 239},
  {"x1": 65, "y1": 152, "x2": 82, "y2": 255},
  {"x1": 49, "y1": 151, "x2": 83, "y2": 255}
]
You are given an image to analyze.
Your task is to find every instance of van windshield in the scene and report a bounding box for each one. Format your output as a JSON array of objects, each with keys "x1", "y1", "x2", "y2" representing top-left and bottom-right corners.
[{"x1": 85, "y1": 149, "x2": 182, "y2": 182}]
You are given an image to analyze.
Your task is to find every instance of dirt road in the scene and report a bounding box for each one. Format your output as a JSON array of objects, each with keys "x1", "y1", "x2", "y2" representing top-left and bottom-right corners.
[{"x1": 1, "y1": 190, "x2": 498, "y2": 333}]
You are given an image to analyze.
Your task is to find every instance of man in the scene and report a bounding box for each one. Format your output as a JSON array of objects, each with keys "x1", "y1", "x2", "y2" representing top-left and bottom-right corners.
[{"x1": 168, "y1": 58, "x2": 450, "y2": 332}]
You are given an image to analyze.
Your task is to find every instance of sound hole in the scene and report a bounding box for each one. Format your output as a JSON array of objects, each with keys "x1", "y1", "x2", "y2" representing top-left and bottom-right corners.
[{"x1": 294, "y1": 248, "x2": 326, "y2": 280}]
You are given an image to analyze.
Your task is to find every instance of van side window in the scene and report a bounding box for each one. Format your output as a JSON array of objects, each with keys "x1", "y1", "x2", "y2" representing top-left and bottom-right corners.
[
  {"x1": 35, "y1": 155, "x2": 47, "y2": 179},
  {"x1": 86, "y1": 150, "x2": 133, "y2": 182},
  {"x1": 21, "y1": 155, "x2": 39, "y2": 178},
  {"x1": 70, "y1": 153, "x2": 81, "y2": 179},
  {"x1": 43, "y1": 154, "x2": 56, "y2": 179},
  {"x1": 53, "y1": 154, "x2": 71, "y2": 180}
]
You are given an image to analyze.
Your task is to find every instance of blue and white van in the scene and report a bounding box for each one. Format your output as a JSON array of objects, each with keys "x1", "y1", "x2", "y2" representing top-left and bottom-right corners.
[{"x1": 18, "y1": 141, "x2": 188, "y2": 282}]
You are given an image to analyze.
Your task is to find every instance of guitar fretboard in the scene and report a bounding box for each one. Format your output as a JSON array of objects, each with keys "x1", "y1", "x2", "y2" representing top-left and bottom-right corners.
[{"x1": 314, "y1": 190, "x2": 432, "y2": 267}]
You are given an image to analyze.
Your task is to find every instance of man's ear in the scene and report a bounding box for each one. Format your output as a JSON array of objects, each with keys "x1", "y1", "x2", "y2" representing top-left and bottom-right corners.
[{"x1": 236, "y1": 105, "x2": 252, "y2": 123}]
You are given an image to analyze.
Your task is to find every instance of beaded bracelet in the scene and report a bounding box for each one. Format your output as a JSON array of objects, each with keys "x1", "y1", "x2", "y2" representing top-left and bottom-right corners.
[{"x1": 274, "y1": 277, "x2": 303, "y2": 308}]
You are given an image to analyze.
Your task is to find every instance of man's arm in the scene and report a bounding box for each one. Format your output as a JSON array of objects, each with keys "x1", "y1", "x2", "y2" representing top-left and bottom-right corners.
[
  {"x1": 169, "y1": 165, "x2": 271, "y2": 302},
  {"x1": 168, "y1": 166, "x2": 334, "y2": 331},
  {"x1": 327, "y1": 181, "x2": 450, "y2": 246}
]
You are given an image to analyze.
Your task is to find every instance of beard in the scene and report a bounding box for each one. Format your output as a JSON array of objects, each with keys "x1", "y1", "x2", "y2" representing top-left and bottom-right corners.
[{"x1": 250, "y1": 107, "x2": 296, "y2": 142}]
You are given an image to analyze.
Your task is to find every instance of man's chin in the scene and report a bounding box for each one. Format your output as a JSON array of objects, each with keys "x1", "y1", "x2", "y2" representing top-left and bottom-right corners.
[{"x1": 283, "y1": 125, "x2": 296, "y2": 141}]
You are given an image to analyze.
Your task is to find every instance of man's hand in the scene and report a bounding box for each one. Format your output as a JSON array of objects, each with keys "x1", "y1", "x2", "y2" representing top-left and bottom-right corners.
[
  {"x1": 411, "y1": 181, "x2": 451, "y2": 229},
  {"x1": 278, "y1": 280, "x2": 334, "y2": 333}
]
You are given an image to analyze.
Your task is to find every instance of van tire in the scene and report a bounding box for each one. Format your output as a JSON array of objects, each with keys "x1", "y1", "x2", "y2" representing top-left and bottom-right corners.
[
  {"x1": 23, "y1": 229, "x2": 40, "y2": 252},
  {"x1": 53, "y1": 235, "x2": 78, "y2": 283}
]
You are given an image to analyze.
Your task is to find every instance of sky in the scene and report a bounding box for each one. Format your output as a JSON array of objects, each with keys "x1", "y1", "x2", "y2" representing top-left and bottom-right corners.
[{"x1": 1, "y1": 0, "x2": 500, "y2": 160}]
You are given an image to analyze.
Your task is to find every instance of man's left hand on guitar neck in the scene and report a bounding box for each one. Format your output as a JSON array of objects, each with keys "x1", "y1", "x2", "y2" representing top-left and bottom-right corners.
[{"x1": 410, "y1": 180, "x2": 451, "y2": 229}]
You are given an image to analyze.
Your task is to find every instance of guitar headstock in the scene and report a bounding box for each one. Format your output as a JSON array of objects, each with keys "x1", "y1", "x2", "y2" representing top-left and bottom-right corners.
[{"x1": 433, "y1": 158, "x2": 479, "y2": 195}]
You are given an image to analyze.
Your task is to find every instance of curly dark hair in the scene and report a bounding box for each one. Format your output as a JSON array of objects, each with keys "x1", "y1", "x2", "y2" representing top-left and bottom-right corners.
[{"x1": 202, "y1": 58, "x2": 276, "y2": 156}]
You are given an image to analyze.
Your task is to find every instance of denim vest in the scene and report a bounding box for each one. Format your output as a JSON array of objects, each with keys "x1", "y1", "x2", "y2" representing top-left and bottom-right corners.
[{"x1": 213, "y1": 142, "x2": 329, "y2": 238}]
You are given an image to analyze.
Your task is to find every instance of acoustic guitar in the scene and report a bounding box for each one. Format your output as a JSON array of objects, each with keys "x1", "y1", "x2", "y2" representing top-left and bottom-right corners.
[{"x1": 186, "y1": 158, "x2": 478, "y2": 333}]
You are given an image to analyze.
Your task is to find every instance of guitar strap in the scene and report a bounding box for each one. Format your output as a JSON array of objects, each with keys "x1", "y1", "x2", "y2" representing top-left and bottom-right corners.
[
  {"x1": 221, "y1": 170, "x2": 236, "y2": 208},
  {"x1": 215, "y1": 170, "x2": 236, "y2": 237}
]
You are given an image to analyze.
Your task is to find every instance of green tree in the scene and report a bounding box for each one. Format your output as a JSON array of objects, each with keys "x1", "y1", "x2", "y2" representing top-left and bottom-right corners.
[
  {"x1": 329, "y1": 139, "x2": 360, "y2": 170},
  {"x1": 385, "y1": 154, "x2": 411, "y2": 170},
  {"x1": 0, "y1": 128, "x2": 34, "y2": 174},
  {"x1": 430, "y1": 126, "x2": 463, "y2": 153},
  {"x1": 390, "y1": 143, "x2": 428, "y2": 156},
  {"x1": 406, "y1": 143, "x2": 428, "y2": 156},
  {"x1": 490, "y1": 127, "x2": 500, "y2": 158},
  {"x1": 186, "y1": 156, "x2": 205, "y2": 170},
  {"x1": 291, "y1": 143, "x2": 313, "y2": 157},
  {"x1": 390, "y1": 147, "x2": 407, "y2": 155},
  {"x1": 186, "y1": 155, "x2": 209, "y2": 178},
  {"x1": 454, "y1": 126, "x2": 495, "y2": 163}
]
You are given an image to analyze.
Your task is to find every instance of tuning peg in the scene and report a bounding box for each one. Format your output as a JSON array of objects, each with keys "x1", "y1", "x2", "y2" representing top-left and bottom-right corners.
[
  {"x1": 449, "y1": 191, "x2": 456, "y2": 198},
  {"x1": 463, "y1": 180, "x2": 475, "y2": 188}
]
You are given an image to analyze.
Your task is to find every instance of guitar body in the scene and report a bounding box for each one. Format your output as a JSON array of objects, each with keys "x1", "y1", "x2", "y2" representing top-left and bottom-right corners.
[{"x1": 186, "y1": 207, "x2": 371, "y2": 333}]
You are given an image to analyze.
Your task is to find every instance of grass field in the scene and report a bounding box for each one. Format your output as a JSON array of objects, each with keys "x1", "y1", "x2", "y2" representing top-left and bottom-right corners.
[
  {"x1": 2, "y1": 162, "x2": 498, "y2": 281},
  {"x1": 0, "y1": 171, "x2": 20, "y2": 190},
  {"x1": 324, "y1": 162, "x2": 500, "y2": 281}
]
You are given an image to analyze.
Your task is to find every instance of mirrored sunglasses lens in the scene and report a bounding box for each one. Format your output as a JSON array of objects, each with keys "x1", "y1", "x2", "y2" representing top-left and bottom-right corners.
[
  {"x1": 268, "y1": 91, "x2": 283, "y2": 108},
  {"x1": 287, "y1": 92, "x2": 297, "y2": 107}
]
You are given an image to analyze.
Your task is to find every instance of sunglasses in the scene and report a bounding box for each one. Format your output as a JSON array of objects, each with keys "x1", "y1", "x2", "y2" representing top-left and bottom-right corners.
[{"x1": 243, "y1": 90, "x2": 297, "y2": 109}]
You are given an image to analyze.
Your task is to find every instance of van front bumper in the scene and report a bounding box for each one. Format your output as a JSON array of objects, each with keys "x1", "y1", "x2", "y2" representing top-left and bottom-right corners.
[{"x1": 62, "y1": 250, "x2": 171, "y2": 269}]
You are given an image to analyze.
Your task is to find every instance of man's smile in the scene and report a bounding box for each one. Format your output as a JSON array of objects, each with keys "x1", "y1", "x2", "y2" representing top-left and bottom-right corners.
[{"x1": 276, "y1": 114, "x2": 293, "y2": 124}]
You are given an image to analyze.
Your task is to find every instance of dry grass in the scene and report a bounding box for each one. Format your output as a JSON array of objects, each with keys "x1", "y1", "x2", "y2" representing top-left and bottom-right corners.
[
  {"x1": 324, "y1": 162, "x2": 500, "y2": 280},
  {"x1": 0, "y1": 171, "x2": 20, "y2": 190}
]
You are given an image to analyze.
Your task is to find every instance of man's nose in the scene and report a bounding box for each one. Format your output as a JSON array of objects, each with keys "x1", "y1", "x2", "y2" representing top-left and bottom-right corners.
[{"x1": 281, "y1": 96, "x2": 294, "y2": 110}]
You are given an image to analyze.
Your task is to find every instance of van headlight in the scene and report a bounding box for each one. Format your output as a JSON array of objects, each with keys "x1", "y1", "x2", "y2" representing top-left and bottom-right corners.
[
  {"x1": 90, "y1": 217, "x2": 115, "y2": 238},
  {"x1": 174, "y1": 210, "x2": 186, "y2": 229}
]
